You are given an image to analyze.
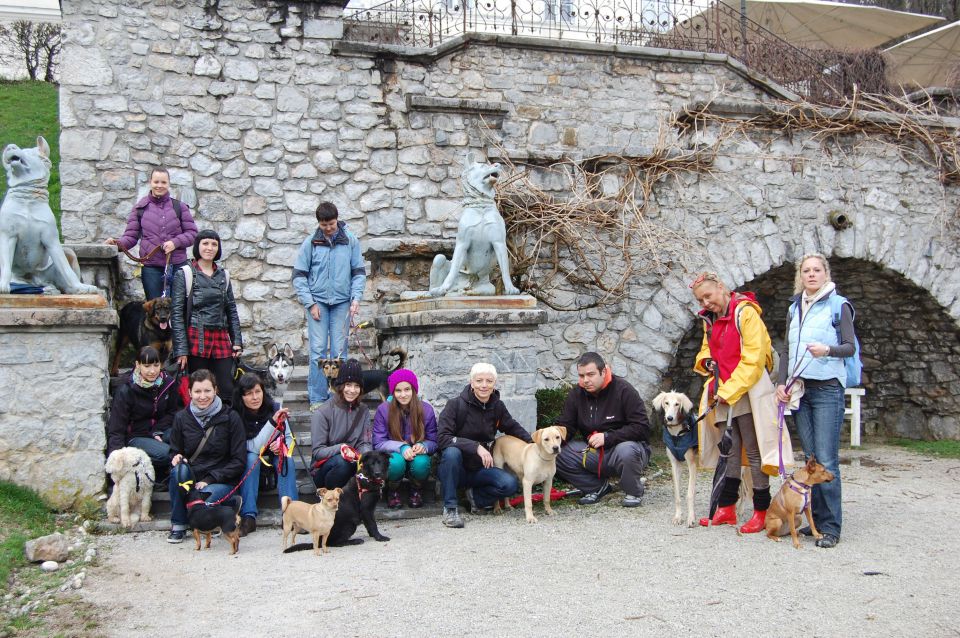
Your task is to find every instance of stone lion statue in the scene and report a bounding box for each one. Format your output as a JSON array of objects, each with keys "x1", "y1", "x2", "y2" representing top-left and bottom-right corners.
[
  {"x1": 0, "y1": 136, "x2": 97, "y2": 295},
  {"x1": 429, "y1": 157, "x2": 520, "y2": 297}
]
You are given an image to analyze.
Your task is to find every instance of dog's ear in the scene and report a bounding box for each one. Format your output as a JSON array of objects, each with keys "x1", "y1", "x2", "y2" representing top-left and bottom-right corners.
[
  {"x1": 283, "y1": 343, "x2": 294, "y2": 359},
  {"x1": 316, "y1": 488, "x2": 327, "y2": 498},
  {"x1": 334, "y1": 487, "x2": 343, "y2": 495},
  {"x1": 143, "y1": 298, "x2": 156, "y2": 313},
  {"x1": 652, "y1": 392, "x2": 666, "y2": 411},
  {"x1": 531, "y1": 429, "x2": 543, "y2": 444},
  {"x1": 555, "y1": 426, "x2": 567, "y2": 441},
  {"x1": 679, "y1": 394, "x2": 694, "y2": 414},
  {"x1": 37, "y1": 136, "x2": 50, "y2": 159},
  {"x1": 267, "y1": 344, "x2": 278, "y2": 359},
  {"x1": 806, "y1": 455, "x2": 818, "y2": 469}
]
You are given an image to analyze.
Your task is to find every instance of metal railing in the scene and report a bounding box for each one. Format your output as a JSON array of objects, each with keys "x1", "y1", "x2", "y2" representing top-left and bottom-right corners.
[{"x1": 343, "y1": 0, "x2": 846, "y2": 102}]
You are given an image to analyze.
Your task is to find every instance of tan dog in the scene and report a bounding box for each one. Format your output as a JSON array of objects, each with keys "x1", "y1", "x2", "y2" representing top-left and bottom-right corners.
[
  {"x1": 104, "y1": 447, "x2": 154, "y2": 528},
  {"x1": 281, "y1": 488, "x2": 341, "y2": 555},
  {"x1": 765, "y1": 456, "x2": 835, "y2": 549},
  {"x1": 492, "y1": 426, "x2": 567, "y2": 523},
  {"x1": 652, "y1": 391, "x2": 699, "y2": 527}
]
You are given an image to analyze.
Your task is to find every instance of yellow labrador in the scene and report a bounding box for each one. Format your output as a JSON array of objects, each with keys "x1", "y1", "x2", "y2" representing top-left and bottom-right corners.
[{"x1": 492, "y1": 426, "x2": 567, "y2": 523}]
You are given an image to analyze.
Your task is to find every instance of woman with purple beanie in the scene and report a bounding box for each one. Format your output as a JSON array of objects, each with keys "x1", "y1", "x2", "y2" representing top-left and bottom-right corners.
[{"x1": 372, "y1": 369, "x2": 438, "y2": 509}]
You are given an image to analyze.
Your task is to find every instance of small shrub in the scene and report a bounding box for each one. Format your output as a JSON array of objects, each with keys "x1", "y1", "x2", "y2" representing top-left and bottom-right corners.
[{"x1": 535, "y1": 386, "x2": 570, "y2": 429}]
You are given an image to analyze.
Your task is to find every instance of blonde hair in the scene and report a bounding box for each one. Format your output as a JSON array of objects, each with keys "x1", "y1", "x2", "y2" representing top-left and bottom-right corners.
[
  {"x1": 689, "y1": 271, "x2": 726, "y2": 291},
  {"x1": 469, "y1": 362, "x2": 498, "y2": 382},
  {"x1": 793, "y1": 253, "x2": 832, "y2": 294}
]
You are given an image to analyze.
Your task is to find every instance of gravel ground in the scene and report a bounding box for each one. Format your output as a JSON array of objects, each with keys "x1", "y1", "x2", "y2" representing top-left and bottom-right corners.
[{"x1": 81, "y1": 445, "x2": 960, "y2": 637}]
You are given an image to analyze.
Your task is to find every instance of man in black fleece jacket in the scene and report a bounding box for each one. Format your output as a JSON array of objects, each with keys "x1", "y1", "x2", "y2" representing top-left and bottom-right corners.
[
  {"x1": 437, "y1": 363, "x2": 532, "y2": 529},
  {"x1": 555, "y1": 352, "x2": 651, "y2": 507}
]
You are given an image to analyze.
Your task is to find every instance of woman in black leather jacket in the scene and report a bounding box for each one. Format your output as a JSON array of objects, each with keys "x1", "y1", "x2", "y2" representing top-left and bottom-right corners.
[{"x1": 172, "y1": 229, "x2": 243, "y2": 402}]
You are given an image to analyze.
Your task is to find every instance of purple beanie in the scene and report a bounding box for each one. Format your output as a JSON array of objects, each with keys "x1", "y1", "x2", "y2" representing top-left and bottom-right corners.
[{"x1": 388, "y1": 369, "x2": 419, "y2": 395}]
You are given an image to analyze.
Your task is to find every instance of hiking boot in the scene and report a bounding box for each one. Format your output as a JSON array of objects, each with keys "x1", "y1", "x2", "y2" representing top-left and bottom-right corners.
[
  {"x1": 408, "y1": 488, "x2": 423, "y2": 509},
  {"x1": 239, "y1": 516, "x2": 257, "y2": 537},
  {"x1": 441, "y1": 508, "x2": 464, "y2": 529},
  {"x1": 816, "y1": 534, "x2": 839, "y2": 548},
  {"x1": 166, "y1": 530, "x2": 185, "y2": 544},
  {"x1": 622, "y1": 494, "x2": 643, "y2": 508},
  {"x1": 387, "y1": 490, "x2": 402, "y2": 509},
  {"x1": 578, "y1": 481, "x2": 613, "y2": 505}
]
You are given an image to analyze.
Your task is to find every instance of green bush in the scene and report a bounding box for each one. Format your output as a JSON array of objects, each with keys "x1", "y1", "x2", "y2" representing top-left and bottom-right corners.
[{"x1": 535, "y1": 385, "x2": 570, "y2": 429}]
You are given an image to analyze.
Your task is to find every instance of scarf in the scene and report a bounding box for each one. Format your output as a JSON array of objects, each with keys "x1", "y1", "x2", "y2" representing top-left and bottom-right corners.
[
  {"x1": 800, "y1": 281, "x2": 836, "y2": 314},
  {"x1": 190, "y1": 395, "x2": 223, "y2": 428},
  {"x1": 132, "y1": 367, "x2": 163, "y2": 389}
]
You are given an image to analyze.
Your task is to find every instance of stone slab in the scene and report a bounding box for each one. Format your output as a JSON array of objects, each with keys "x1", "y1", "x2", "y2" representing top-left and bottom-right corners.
[
  {"x1": 0, "y1": 295, "x2": 108, "y2": 309},
  {"x1": 376, "y1": 307, "x2": 547, "y2": 333},
  {"x1": 386, "y1": 294, "x2": 538, "y2": 313},
  {"x1": 0, "y1": 306, "x2": 117, "y2": 329}
]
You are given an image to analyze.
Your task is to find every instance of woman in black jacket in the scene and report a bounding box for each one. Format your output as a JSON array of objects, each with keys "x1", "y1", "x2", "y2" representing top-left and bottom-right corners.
[
  {"x1": 171, "y1": 229, "x2": 243, "y2": 402},
  {"x1": 106, "y1": 346, "x2": 181, "y2": 474},
  {"x1": 166, "y1": 369, "x2": 246, "y2": 544}
]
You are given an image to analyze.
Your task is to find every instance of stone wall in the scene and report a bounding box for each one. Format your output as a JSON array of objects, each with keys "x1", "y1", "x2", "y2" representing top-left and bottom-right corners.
[{"x1": 58, "y1": 0, "x2": 960, "y2": 438}]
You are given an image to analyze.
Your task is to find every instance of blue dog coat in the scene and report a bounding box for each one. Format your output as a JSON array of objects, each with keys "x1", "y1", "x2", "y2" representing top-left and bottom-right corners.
[{"x1": 663, "y1": 411, "x2": 698, "y2": 462}]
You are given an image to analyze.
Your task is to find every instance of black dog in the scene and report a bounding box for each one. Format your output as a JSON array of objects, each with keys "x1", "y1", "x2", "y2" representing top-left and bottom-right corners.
[
  {"x1": 360, "y1": 348, "x2": 408, "y2": 401},
  {"x1": 111, "y1": 297, "x2": 173, "y2": 374},
  {"x1": 184, "y1": 487, "x2": 242, "y2": 554}
]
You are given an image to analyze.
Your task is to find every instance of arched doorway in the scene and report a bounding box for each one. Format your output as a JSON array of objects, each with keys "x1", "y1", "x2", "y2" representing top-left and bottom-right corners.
[{"x1": 662, "y1": 259, "x2": 960, "y2": 440}]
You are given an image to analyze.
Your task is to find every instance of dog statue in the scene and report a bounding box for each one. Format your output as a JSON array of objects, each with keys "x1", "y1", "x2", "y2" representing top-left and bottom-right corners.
[
  {"x1": 0, "y1": 136, "x2": 99, "y2": 295},
  {"x1": 429, "y1": 157, "x2": 521, "y2": 297},
  {"x1": 105, "y1": 447, "x2": 155, "y2": 529}
]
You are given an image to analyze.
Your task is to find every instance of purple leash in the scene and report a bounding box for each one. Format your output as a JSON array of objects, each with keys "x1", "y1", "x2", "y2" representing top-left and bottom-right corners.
[{"x1": 777, "y1": 357, "x2": 813, "y2": 478}]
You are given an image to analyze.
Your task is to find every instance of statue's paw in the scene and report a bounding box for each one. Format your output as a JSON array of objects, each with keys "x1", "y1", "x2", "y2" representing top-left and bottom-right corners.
[
  {"x1": 503, "y1": 285, "x2": 521, "y2": 296},
  {"x1": 0, "y1": 283, "x2": 9, "y2": 295},
  {"x1": 428, "y1": 286, "x2": 445, "y2": 298}
]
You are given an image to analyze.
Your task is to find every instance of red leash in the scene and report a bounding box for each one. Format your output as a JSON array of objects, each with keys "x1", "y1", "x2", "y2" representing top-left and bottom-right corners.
[
  {"x1": 202, "y1": 415, "x2": 289, "y2": 507},
  {"x1": 349, "y1": 318, "x2": 376, "y2": 367}
]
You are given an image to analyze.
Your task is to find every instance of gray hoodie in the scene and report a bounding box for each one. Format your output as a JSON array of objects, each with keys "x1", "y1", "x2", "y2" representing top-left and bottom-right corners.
[{"x1": 310, "y1": 395, "x2": 372, "y2": 463}]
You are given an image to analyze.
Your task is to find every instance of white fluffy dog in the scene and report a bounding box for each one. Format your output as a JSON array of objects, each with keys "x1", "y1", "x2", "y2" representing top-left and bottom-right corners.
[{"x1": 105, "y1": 447, "x2": 155, "y2": 528}]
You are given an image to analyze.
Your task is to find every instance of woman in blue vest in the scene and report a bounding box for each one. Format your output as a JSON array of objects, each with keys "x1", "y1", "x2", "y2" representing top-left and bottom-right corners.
[{"x1": 775, "y1": 253, "x2": 856, "y2": 549}]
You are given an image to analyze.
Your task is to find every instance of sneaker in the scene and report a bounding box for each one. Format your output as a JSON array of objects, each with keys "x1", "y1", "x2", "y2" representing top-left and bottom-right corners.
[
  {"x1": 408, "y1": 488, "x2": 423, "y2": 509},
  {"x1": 166, "y1": 530, "x2": 185, "y2": 544},
  {"x1": 239, "y1": 516, "x2": 257, "y2": 537},
  {"x1": 309, "y1": 402, "x2": 324, "y2": 413},
  {"x1": 387, "y1": 490, "x2": 402, "y2": 509},
  {"x1": 816, "y1": 534, "x2": 839, "y2": 548},
  {"x1": 622, "y1": 494, "x2": 643, "y2": 508},
  {"x1": 578, "y1": 481, "x2": 613, "y2": 505},
  {"x1": 441, "y1": 508, "x2": 464, "y2": 528},
  {"x1": 799, "y1": 526, "x2": 814, "y2": 537}
]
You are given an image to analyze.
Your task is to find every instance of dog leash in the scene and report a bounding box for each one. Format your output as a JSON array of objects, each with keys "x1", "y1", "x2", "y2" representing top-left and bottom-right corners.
[
  {"x1": 776, "y1": 357, "x2": 814, "y2": 478},
  {"x1": 349, "y1": 318, "x2": 376, "y2": 367},
  {"x1": 581, "y1": 432, "x2": 604, "y2": 479}
]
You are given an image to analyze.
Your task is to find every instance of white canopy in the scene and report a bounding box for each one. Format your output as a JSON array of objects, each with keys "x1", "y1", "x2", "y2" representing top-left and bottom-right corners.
[
  {"x1": 886, "y1": 20, "x2": 960, "y2": 89},
  {"x1": 0, "y1": 0, "x2": 61, "y2": 22}
]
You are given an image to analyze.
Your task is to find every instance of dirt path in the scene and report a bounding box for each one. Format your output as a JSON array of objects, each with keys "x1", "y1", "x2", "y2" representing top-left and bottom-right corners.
[{"x1": 80, "y1": 446, "x2": 960, "y2": 637}]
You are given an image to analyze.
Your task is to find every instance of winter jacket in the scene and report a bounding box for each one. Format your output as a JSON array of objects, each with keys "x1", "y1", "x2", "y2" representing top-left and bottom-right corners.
[
  {"x1": 168, "y1": 405, "x2": 246, "y2": 485},
  {"x1": 556, "y1": 375, "x2": 651, "y2": 447},
  {"x1": 437, "y1": 386, "x2": 532, "y2": 472},
  {"x1": 116, "y1": 193, "x2": 197, "y2": 268},
  {"x1": 781, "y1": 286, "x2": 856, "y2": 386},
  {"x1": 234, "y1": 399, "x2": 294, "y2": 454},
  {"x1": 372, "y1": 400, "x2": 439, "y2": 454},
  {"x1": 292, "y1": 222, "x2": 366, "y2": 308},
  {"x1": 694, "y1": 292, "x2": 773, "y2": 406},
  {"x1": 171, "y1": 262, "x2": 242, "y2": 358},
  {"x1": 310, "y1": 395, "x2": 372, "y2": 463},
  {"x1": 106, "y1": 372, "x2": 182, "y2": 455}
]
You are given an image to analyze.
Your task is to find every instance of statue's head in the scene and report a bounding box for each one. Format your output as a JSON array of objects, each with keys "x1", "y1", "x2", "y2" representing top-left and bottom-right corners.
[
  {"x1": 2, "y1": 136, "x2": 51, "y2": 189},
  {"x1": 461, "y1": 154, "x2": 502, "y2": 201}
]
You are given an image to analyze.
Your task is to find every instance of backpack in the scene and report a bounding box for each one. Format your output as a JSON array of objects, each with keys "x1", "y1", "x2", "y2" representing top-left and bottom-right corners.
[
  {"x1": 181, "y1": 263, "x2": 230, "y2": 327},
  {"x1": 136, "y1": 198, "x2": 184, "y2": 224},
  {"x1": 788, "y1": 294, "x2": 862, "y2": 388}
]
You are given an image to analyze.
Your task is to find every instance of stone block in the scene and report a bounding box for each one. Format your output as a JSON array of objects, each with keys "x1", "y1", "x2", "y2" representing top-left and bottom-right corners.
[
  {"x1": 61, "y1": 45, "x2": 113, "y2": 87},
  {"x1": 24, "y1": 533, "x2": 70, "y2": 563},
  {"x1": 278, "y1": 86, "x2": 309, "y2": 112},
  {"x1": 194, "y1": 54, "x2": 222, "y2": 77},
  {"x1": 224, "y1": 58, "x2": 259, "y2": 81}
]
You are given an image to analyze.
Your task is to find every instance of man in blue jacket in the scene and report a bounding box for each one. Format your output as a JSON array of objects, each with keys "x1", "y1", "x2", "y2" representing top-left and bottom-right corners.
[{"x1": 292, "y1": 202, "x2": 366, "y2": 410}]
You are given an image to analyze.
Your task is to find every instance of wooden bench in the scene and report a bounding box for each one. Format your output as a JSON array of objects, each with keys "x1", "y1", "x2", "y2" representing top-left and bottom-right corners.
[{"x1": 845, "y1": 388, "x2": 865, "y2": 448}]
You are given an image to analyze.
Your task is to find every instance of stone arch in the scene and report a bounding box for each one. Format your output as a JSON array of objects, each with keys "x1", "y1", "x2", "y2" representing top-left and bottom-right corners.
[{"x1": 661, "y1": 258, "x2": 960, "y2": 440}]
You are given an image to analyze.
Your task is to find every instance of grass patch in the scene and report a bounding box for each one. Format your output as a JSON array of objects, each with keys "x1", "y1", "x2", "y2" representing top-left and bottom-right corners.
[
  {"x1": 0, "y1": 80, "x2": 61, "y2": 226},
  {"x1": 0, "y1": 481, "x2": 56, "y2": 586},
  {"x1": 887, "y1": 438, "x2": 960, "y2": 459}
]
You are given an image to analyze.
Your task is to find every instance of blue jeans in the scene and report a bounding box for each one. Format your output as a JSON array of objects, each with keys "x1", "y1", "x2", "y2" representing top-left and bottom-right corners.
[
  {"x1": 168, "y1": 474, "x2": 236, "y2": 530},
  {"x1": 311, "y1": 454, "x2": 357, "y2": 489},
  {"x1": 306, "y1": 301, "x2": 351, "y2": 404},
  {"x1": 239, "y1": 451, "x2": 299, "y2": 519},
  {"x1": 792, "y1": 382, "x2": 844, "y2": 537},
  {"x1": 141, "y1": 261, "x2": 185, "y2": 300},
  {"x1": 128, "y1": 436, "x2": 170, "y2": 467},
  {"x1": 438, "y1": 447, "x2": 518, "y2": 510}
]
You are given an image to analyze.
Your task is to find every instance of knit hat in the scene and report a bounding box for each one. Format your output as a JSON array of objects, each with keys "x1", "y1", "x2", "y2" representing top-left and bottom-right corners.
[
  {"x1": 334, "y1": 358, "x2": 363, "y2": 387},
  {"x1": 193, "y1": 229, "x2": 222, "y2": 261},
  {"x1": 388, "y1": 369, "x2": 419, "y2": 396}
]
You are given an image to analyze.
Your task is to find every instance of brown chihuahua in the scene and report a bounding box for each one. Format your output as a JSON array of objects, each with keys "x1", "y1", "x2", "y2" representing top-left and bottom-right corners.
[{"x1": 765, "y1": 456, "x2": 835, "y2": 549}]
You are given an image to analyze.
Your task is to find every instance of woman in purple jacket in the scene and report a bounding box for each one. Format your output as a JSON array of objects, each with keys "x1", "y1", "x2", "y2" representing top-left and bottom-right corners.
[
  {"x1": 105, "y1": 167, "x2": 198, "y2": 299},
  {"x1": 372, "y1": 369, "x2": 438, "y2": 509}
]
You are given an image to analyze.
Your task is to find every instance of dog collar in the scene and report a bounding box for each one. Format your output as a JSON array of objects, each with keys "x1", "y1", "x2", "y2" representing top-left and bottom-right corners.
[
  {"x1": 186, "y1": 499, "x2": 207, "y2": 509},
  {"x1": 787, "y1": 475, "x2": 812, "y2": 509}
]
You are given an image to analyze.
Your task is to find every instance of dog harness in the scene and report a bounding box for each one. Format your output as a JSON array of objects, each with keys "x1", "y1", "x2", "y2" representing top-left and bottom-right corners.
[
  {"x1": 662, "y1": 411, "x2": 699, "y2": 462},
  {"x1": 786, "y1": 474, "x2": 812, "y2": 510},
  {"x1": 355, "y1": 471, "x2": 385, "y2": 497}
]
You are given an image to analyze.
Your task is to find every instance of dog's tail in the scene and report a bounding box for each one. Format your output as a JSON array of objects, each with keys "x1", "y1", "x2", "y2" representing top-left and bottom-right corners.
[
  {"x1": 282, "y1": 542, "x2": 314, "y2": 554},
  {"x1": 384, "y1": 347, "x2": 407, "y2": 372},
  {"x1": 281, "y1": 495, "x2": 292, "y2": 513}
]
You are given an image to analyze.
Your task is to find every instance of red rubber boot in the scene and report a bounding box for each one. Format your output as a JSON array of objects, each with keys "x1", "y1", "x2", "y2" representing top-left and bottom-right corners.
[
  {"x1": 699, "y1": 504, "x2": 737, "y2": 527},
  {"x1": 739, "y1": 509, "x2": 767, "y2": 534}
]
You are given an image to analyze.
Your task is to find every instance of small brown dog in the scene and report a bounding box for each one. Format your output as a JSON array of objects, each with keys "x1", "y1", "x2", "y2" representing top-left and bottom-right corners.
[
  {"x1": 492, "y1": 426, "x2": 567, "y2": 523},
  {"x1": 281, "y1": 488, "x2": 342, "y2": 555},
  {"x1": 764, "y1": 456, "x2": 835, "y2": 549}
]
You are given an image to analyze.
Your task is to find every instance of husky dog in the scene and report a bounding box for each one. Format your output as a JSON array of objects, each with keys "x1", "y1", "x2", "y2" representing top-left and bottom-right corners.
[
  {"x1": 267, "y1": 343, "x2": 295, "y2": 402},
  {"x1": 0, "y1": 136, "x2": 98, "y2": 295},
  {"x1": 429, "y1": 157, "x2": 520, "y2": 297}
]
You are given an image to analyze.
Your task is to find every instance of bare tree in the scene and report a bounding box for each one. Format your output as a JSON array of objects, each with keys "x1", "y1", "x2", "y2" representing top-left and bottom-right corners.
[{"x1": 0, "y1": 21, "x2": 62, "y2": 82}]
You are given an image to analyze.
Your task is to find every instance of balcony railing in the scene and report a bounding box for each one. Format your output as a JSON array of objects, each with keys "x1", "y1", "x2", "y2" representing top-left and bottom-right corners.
[{"x1": 343, "y1": 0, "x2": 846, "y2": 103}]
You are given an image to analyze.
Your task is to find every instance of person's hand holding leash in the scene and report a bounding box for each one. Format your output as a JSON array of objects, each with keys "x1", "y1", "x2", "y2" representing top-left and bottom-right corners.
[
  {"x1": 104, "y1": 237, "x2": 117, "y2": 247},
  {"x1": 349, "y1": 299, "x2": 360, "y2": 317},
  {"x1": 233, "y1": 345, "x2": 243, "y2": 359},
  {"x1": 587, "y1": 431, "x2": 605, "y2": 448},
  {"x1": 162, "y1": 240, "x2": 176, "y2": 254},
  {"x1": 806, "y1": 342, "x2": 830, "y2": 358},
  {"x1": 309, "y1": 304, "x2": 321, "y2": 321},
  {"x1": 268, "y1": 439, "x2": 282, "y2": 454},
  {"x1": 171, "y1": 454, "x2": 183, "y2": 467},
  {"x1": 177, "y1": 355, "x2": 188, "y2": 370},
  {"x1": 775, "y1": 384, "x2": 791, "y2": 403},
  {"x1": 477, "y1": 444, "x2": 493, "y2": 468}
]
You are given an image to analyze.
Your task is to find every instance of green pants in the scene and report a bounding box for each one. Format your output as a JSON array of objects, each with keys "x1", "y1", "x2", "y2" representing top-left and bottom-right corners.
[{"x1": 387, "y1": 452, "x2": 432, "y2": 482}]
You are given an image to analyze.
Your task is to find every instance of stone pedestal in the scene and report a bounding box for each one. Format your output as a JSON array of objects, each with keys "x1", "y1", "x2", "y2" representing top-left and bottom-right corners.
[
  {"x1": 0, "y1": 296, "x2": 117, "y2": 508},
  {"x1": 375, "y1": 295, "x2": 547, "y2": 431}
]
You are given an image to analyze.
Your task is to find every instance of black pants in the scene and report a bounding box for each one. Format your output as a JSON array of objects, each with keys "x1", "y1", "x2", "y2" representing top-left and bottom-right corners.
[{"x1": 188, "y1": 356, "x2": 235, "y2": 405}]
